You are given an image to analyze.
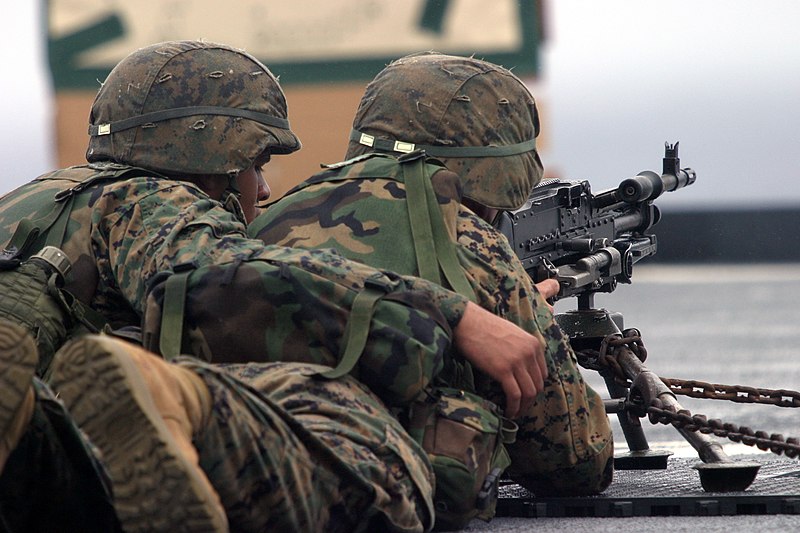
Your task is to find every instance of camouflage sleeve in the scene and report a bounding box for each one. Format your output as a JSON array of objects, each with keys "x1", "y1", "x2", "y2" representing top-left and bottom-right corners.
[
  {"x1": 94, "y1": 179, "x2": 467, "y2": 405},
  {"x1": 101, "y1": 178, "x2": 263, "y2": 311},
  {"x1": 457, "y1": 208, "x2": 614, "y2": 496},
  {"x1": 100, "y1": 178, "x2": 466, "y2": 327}
]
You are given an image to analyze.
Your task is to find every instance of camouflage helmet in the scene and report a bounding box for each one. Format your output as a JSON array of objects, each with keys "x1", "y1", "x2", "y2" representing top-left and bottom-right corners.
[
  {"x1": 87, "y1": 40, "x2": 301, "y2": 177},
  {"x1": 347, "y1": 52, "x2": 543, "y2": 210}
]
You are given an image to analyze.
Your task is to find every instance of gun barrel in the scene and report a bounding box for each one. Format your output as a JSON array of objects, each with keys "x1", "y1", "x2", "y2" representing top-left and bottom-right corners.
[
  {"x1": 614, "y1": 210, "x2": 651, "y2": 233},
  {"x1": 664, "y1": 167, "x2": 697, "y2": 192},
  {"x1": 618, "y1": 167, "x2": 696, "y2": 204}
]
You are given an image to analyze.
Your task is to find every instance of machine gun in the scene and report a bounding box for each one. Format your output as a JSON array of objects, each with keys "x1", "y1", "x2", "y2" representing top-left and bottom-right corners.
[
  {"x1": 494, "y1": 142, "x2": 694, "y2": 310},
  {"x1": 495, "y1": 143, "x2": 771, "y2": 492}
]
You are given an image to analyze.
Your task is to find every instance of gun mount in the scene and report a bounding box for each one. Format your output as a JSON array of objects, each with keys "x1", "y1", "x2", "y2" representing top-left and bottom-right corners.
[{"x1": 495, "y1": 143, "x2": 770, "y2": 491}]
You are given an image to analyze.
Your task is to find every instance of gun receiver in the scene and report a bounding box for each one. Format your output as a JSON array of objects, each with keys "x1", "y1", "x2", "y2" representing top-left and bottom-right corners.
[{"x1": 494, "y1": 142, "x2": 696, "y2": 308}]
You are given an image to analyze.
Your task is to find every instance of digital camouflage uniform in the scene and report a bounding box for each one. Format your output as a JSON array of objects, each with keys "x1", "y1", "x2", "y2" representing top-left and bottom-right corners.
[
  {"x1": 0, "y1": 41, "x2": 471, "y2": 531},
  {"x1": 249, "y1": 53, "x2": 614, "y2": 496},
  {"x1": 0, "y1": 167, "x2": 461, "y2": 405},
  {"x1": 191, "y1": 360, "x2": 435, "y2": 532}
]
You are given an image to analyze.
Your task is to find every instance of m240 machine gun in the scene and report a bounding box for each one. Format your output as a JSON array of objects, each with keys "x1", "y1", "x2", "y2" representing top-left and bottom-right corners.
[
  {"x1": 495, "y1": 142, "x2": 694, "y2": 310},
  {"x1": 494, "y1": 143, "x2": 790, "y2": 492}
]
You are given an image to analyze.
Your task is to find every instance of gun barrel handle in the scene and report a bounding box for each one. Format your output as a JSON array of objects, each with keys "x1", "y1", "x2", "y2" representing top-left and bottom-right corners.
[
  {"x1": 619, "y1": 167, "x2": 696, "y2": 204},
  {"x1": 618, "y1": 171, "x2": 662, "y2": 203}
]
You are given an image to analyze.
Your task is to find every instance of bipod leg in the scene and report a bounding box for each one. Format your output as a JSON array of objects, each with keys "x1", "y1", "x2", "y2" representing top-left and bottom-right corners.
[
  {"x1": 557, "y1": 308, "x2": 672, "y2": 470},
  {"x1": 615, "y1": 345, "x2": 760, "y2": 492},
  {"x1": 602, "y1": 370, "x2": 672, "y2": 470}
]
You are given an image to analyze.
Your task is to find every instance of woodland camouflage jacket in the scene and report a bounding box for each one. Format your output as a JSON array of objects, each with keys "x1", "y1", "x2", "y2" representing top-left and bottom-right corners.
[{"x1": 0, "y1": 162, "x2": 468, "y2": 406}]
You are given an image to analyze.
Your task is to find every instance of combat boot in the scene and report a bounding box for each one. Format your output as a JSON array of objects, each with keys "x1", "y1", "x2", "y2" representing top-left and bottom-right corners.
[
  {"x1": 0, "y1": 320, "x2": 36, "y2": 472},
  {"x1": 49, "y1": 334, "x2": 228, "y2": 533}
]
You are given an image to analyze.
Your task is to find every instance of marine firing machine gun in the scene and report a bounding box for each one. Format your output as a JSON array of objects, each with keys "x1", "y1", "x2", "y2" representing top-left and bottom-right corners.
[{"x1": 496, "y1": 143, "x2": 762, "y2": 491}]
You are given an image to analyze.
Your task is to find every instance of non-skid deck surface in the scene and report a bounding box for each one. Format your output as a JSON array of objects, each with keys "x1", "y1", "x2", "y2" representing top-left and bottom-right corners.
[{"x1": 497, "y1": 454, "x2": 800, "y2": 517}]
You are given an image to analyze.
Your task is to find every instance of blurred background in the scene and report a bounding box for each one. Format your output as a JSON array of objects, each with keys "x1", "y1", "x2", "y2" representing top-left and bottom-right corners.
[{"x1": 1, "y1": 0, "x2": 799, "y2": 261}]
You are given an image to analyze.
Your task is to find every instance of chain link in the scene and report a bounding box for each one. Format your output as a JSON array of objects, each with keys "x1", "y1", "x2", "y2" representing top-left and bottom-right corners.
[
  {"x1": 578, "y1": 329, "x2": 648, "y2": 386},
  {"x1": 576, "y1": 331, "x2": 800, "y2": 460},
  {"x1": 661, "y1": 378, "x2": 800, "y2": 408},
  {"x1": 647, "y1": 400, "x2": 800, "y2": 459}
]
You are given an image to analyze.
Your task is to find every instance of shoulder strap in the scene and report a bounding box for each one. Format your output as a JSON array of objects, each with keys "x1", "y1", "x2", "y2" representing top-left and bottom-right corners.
[
  {"x1": 2, "y1": 166, "x2": 156, "y2": 262},
  {"x1": 34, "y1": 246, "x2": 109, "y2": 334},
  {"x1": 402, "y1": 154, "x2": 442, "y2": 286},
  {"x1": 400, "y1": 152, "x2": 474, "y2": 299},
  {"x1": 159, "y1": 263, "x2": 196, "y2": 361},
  {"x1": 2, "y1": 200, "x2": 71, "y2": 263},
  {"x1": 318, "y1": 275, "x2": 391, "y2": 379}
]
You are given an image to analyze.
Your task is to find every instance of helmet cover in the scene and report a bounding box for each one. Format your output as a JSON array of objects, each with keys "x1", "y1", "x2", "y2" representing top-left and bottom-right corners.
[
  {"x1": 347, "y1": 52, "x2": 543, "y2": 209},
  {"x1": 87, "y1": 40, "x2": 300, "y2": 176}
]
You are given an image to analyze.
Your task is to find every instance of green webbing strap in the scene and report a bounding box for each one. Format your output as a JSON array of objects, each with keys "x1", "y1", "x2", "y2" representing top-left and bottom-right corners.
[
  {"x1": 69, "y1": 299, "x2": 109, "y2": 334},
  {"x1": 46, "y1": 276, "x2": 109, "y2": 334},
  {"x1": 47, "y1": 195, "x2": 76, "y2": 250},
  {"x1": 3, "y1": 170, "x2": 136, "y2": 261},
  {"x1": 402, "y1": 157, "x2": 442, "y2": 286},
  {"x1": 318, "y1": 279, "x2": 389, "y2": 380},
  {"x1": 159, "y1": 266, "x2": 194, "y2": 361},
  {"x1": 401, "y1": 156, "x2": 475, "y2": 299},
  {"x1": 3, "y1": 199, "x2": 72, "y2": 261},
  {"x1": 4, "y1": 219, "x2": 38, "y2": 260},
  {"x1": 423, "y1": 183, "x2": 475, "y2": 299}
]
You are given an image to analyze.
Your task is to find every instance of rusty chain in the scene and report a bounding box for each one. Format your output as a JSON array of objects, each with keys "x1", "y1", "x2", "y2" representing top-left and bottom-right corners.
[
  {"x1": 578, "y1": 328, "x2": 648, "y2": 386},
  {"x1": 647, "y1": 400, "x2": 800, "y2": 459},
  {"x1": 576, "y1": 331, "x2": 800, "y2": 460},
  {"x1": 660, "y1": 378, "x2": 800, "y2": 408}
]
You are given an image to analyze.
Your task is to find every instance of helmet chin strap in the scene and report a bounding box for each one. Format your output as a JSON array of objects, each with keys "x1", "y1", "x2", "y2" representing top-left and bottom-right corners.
[
  {"x1": 221, "y1": 173, "x2": 247, "y2": 224},
  {"x1": 224, "y1": 173, "x2": 241, "y2": 197}
]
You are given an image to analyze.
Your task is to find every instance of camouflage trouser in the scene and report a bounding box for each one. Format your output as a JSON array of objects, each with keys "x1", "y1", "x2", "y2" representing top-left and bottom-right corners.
[
  {"x1": 480, "y1": 337, "x2": 614, "y2": 496},
  {"x1": 182, "y1": 360, "x2": 435, "y2": 533}
]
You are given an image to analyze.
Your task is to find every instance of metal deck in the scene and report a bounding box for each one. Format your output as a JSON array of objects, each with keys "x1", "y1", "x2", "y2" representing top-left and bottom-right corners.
[
  {"x1": 497, "y1": 454, "x2": 800, "y2": 518},
  {"x1": 464, "y1": 265, "x2": 800, "y2": 532}
]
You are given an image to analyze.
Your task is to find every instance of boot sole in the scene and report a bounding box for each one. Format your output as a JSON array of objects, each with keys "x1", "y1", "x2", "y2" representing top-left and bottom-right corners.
[
  {"x1": 0, "y1": 320, "x2": 36, "y2": 440},
  {"x1": 49, "y1": 336, "x2": 228, "y2": 533}
]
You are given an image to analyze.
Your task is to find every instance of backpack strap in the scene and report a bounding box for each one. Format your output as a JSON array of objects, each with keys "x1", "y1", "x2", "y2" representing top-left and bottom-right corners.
[
  {"x1": 318, "y1": 274, "x2": 392, "y2": 380},
  {"x1": 1, "y1": 200, "x2": 72, "y2": 264},
  {"x1": 402, "y1": 154, "x2": 441, "y2": 285},
  {"x1": 159, "y1": 263, "x2": 197, "y2": 361},
  {"x1": 399, "y1": 152, "x2": 474, "y2": 299}
]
